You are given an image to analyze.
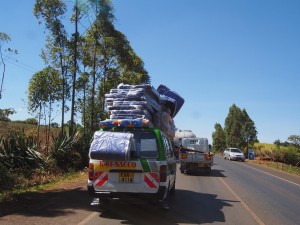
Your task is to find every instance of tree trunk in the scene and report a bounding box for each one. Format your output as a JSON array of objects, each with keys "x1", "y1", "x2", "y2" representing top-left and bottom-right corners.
[
  {"x1": 70, "y1": 0, "x2": 79, "y2": 136},
  {"x1": 60, "y1": 53, "x2": 65, "y2": 136},
  {"x1": 47, "y1": 101, "x2": 52, "y2": 153},
  {"x1": 90, "y1": 47, "x2": 97, "y2": 132},
  {"x1": 37, "y1": 103, "x2": 41, "y2": 148},
  {"x1": 0, "y1": 47, "x2": 6, "y2": 99}
]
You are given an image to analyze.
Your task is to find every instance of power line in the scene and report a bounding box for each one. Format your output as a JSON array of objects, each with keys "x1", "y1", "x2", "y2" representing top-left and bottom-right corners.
[
  {"x1": 6, "y1": 56, "x2": 39, "y2": 72},
  {"x1": 5, "y1": 58, "x2": 36, "y2": 73}
]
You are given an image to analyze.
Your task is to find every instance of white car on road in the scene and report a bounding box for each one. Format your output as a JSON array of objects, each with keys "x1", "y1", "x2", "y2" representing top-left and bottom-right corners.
[{"x1": 223, "y1": 148, "x2": 245, "y2": 161}]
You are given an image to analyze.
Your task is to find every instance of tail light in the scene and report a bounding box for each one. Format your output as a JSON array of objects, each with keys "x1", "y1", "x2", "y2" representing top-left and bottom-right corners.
[
  {"x1": 88, "y1": 163, "x2": 94, "y2": 181},
  {"x1": 159, "y1": 165, "x2": 167, "y2": 182},
  {"x1": 180, "y1": 153, "x2": 188, "y2": 159},
  {"x1": 205, "y1": 155, "x2": 211, "y2": 160}
]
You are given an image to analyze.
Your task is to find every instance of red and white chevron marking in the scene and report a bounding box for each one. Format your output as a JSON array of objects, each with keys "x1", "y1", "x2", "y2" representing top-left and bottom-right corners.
[
  {"x1": 94, "y1": 171, "x2": 108, "y2": 186},
  {"x1": 144, "y1": 172, "x2": 159, "y2": 188}
]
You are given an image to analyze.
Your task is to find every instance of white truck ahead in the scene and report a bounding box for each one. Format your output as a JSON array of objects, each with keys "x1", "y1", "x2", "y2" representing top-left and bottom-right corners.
[{"x1": 178, "y1": 137, "x2": 213, "y2": 175}]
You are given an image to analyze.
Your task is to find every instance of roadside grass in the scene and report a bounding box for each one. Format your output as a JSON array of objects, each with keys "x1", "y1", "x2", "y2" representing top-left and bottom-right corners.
[
  {"x1": 0, "y1": 170, "x2": 87, "y2": 203},
  {"x1": 247, "y1": 159, "x2": 300, "y2": 176},
  {"x1": 251, "y1": 142, "x2": 300, "y2": 175}
]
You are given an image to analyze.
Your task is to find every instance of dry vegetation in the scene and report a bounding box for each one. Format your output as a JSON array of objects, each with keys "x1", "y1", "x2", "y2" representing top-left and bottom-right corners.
[
  {"x1": 0, "y1": 121, "x2": 60, "y2": 149},
  {"x1": 248, "y1": 142, "x2": 300, "y2": 175}
]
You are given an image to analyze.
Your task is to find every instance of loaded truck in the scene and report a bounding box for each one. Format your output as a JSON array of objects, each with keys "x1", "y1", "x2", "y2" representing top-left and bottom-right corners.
[{"x1": 175, "y1": 132, "x2": 213, "y2": 175}]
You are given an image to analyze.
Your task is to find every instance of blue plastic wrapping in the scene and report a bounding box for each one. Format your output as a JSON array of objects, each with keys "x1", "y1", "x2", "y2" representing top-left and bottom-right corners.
[
  {"x1": 89, "y1": 131, "x2": 133, "y2": 161},
  {"x1": 160, "y1": 94, "x2": 177, "y2": 116},
  {"x1": 157, "y1": 84, "x2": 185, "y2": 118}
]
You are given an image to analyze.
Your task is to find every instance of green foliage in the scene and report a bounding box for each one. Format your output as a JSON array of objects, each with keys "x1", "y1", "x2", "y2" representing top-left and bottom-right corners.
[
  {"x1": 212, "y1": 123, "x2": 226, "y2": 152},
  {"x1": 0, "y1": 122, "x2": 89, "y2": 192},
  {"x1": 49, "y1": 132, "x2": 84, "y2": 171},
  {"x1": 0, "y1": 32, "x2": 11, "y2": 43},
  {"x1": 0, "y1": 133, "x2": 46, "y2": 172},
  {"x1": 0, "y1": 108, "x2": 16, "y2": 121},
  {"x1": 288, "y1": 135, "x2": 300, "y2": 147},
  {"x1": 284, "y1": 140, "x2": 300, "y2": 166},
  {"x1": 28, "y1": 67, "x2": 62, "y2": 114},
  {"x1": 283, "y1": 146, "x2": 300, "y2": 166},
  {"x1": 51, "y1": 122, "x2": 59, "y2": 128},
  {"x1": 34, "y1": 0, "x2": 67, "y2": 33},
  {"x1": 25, "y1": 118, "x2": 38, "y2": 125},
  {"x1": 224, "y1": 104, "x2": 257, "y2": 149},
  {"x1": 254, "y1": 142, "x2": 300, "y2": 166},
  {"x1": 241, "y1": 109, "x2": 258, "y2": 147},
  {"x1": 33, "y1": 0, "x2": 150, "y2": 136}
]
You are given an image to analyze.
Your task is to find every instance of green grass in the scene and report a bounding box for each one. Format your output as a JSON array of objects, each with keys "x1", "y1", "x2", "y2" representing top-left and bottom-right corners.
[
  {"x1": 0, "y1": 170, "x2": 86, "y2": 203},
  {"x1": 248, "y1": 159, "x2": 300, "y2": 176}
]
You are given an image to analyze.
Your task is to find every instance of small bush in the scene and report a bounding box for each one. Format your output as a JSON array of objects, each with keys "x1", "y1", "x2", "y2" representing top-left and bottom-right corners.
[
  {"x1": 49, "y1": 132, "x2": 86, "y2": 171},
  {"x1": 0, "y1": 132, "x2": 46, "y2": 171},
  {"x1": 25, "y1": 118, "x2": 38, "y2": 125},
  {"x1": 283, "y1": 147, "x2": 300, "y2": 166}
]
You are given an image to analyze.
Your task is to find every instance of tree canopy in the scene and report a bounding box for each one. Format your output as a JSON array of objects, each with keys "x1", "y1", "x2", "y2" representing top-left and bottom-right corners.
[
  {"x1": 212, "y1": 104, "x2": 258, "y2": 152},
  {"x1": 32, "y1": 0, "x2": 150, "y2": 136},
  {"x1": 212, "y1": 123, "x2": 226, "y2": 152},
  {"x1": 0, "y1": 108, "x2": 16, "y2": 121}
]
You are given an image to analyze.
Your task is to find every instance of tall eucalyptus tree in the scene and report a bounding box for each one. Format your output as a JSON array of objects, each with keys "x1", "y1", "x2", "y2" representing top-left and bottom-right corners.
[
  {"x1": 28, "y1": 67, "x2": 62, "y2": 151},
  {"x1": 224, "y1": 104, "x2": 257, "y2": 150},
  {"x1": 34, "y1": 0, "x2": 69, "y2": 135}
]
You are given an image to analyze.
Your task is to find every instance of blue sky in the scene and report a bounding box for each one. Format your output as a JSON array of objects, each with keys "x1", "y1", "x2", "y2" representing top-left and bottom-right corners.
[{"x1": 1, "y1": 0, "x2": 299, "y2": 144}]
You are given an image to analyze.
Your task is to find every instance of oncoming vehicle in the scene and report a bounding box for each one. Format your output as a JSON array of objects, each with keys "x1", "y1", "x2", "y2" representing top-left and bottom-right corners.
[
  {"x1": 87, "y1": 127, "x2": 177, "y2": 210},
  {"x1": 223, "y1": 148, "x2": 245, "y2": 161}
]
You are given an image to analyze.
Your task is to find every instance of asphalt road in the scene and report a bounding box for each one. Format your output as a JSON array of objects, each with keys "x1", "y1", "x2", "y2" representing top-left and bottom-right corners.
[{"x1": 1, "y1": 156, "x2": 300, "y2": 225}]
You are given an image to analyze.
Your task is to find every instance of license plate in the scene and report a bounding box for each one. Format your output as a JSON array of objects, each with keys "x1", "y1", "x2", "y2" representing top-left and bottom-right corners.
[
  {"x1": 198, "y1": 163, "x2": 205, "y2": 167},
  {"x1": 196, "y1": 155, "x2": 204, "y2": 160},
  {"x1": 119, "y1": 172, "x2": 134, "y2": 183}
]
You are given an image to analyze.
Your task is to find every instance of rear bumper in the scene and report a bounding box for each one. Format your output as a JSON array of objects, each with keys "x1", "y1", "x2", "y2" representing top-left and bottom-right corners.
[
  {"x1": 231, "y1": 156, "x2": 245, "y2": 161},
  {"x1": 180, "y1": 162, "x2": 212, "y2": 169},
  {"x1": 87, "y1": 184, "x2": 166, "y2": 200}
]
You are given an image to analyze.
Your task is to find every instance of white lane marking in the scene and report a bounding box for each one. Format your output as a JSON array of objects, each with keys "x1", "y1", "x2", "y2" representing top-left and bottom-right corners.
[
  {"x1": 237, "y1": 162, "x2": 300, "y2": 188},
  {"x1": 77, "y1": 212, "x2": 98, "y2": 225},
  {"x1": 219, "y1": 177, "x2": 265, "y2": 225}
]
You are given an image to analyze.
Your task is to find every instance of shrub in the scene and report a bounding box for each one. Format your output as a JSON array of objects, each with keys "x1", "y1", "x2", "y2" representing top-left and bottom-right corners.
[
  {"x1": 283, "y1": 146, "x2": 300, "y2": 166},
  {"x1": 51, "y1": 122, "x2": 59, "y2": 128},
  {"x1": 49, "y1": 132, "x2": 85, "y2": 171},
  {"x1": 25, "y1": 118, "x2": 38, "y2": 125},
  {"x1": 0, "y1": 132, "x2": 46, "y2": 171}
]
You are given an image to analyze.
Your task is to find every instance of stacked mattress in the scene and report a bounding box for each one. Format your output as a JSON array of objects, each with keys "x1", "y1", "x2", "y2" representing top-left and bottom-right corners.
[{"x1": 99, "y1": 83, "x2": 185, "y2": 140}]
